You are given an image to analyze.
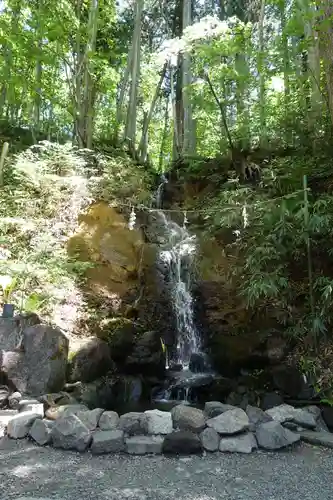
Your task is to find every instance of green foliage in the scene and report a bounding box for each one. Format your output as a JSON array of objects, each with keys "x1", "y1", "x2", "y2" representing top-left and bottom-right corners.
[
  {"x1": 0, "y1": 141, "x2": 150, "y2": 323},
  {"x1": 196, "y1": 149, "x2": 333, "y2": 345}
]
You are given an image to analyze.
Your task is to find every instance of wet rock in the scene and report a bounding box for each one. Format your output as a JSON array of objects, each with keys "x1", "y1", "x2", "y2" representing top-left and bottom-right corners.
[
  {"x1": 70, "y1": 338, "x2": 113, "y2": 383},
  {"x1": 51, "y1": 414, "x2": 92, "y2": 452},
  {"x1": 204, "y1": 401, "x2": 235, "y2": 418},
  {"x1": 219, "y1": 432, "x2": 258, "y2": 454},
  {"x1": 45, "y1": 404, "x2": 88, "y2": 420},
  {"x1": 260, "y1": 392, "x2": 284, "y2": 411},
  {"x1": 8, "y1": 391, "x2": 22, "y2": 409},
  {"x1": 246, "y1": 405, "x2": 272, "y2": 431},
  {"x1": 171, "y1": 405, "x2": 206, "y2": 433},
  {"x1": 266, "y1": 404, "x2": 296, "y2": 423},
  {"x1": 118, "y1": 412, "x2": 148, "y2": 436},
  {"x1": 91, "y1": 429, "x2": 125, "y2": 454},
  {"x1": 29, "y1": 418, "x2": 53, "y2": 445},
  {"x1": 0, "y1": 385, "x2": 9, "y2": 408},
  {"x1": 144, "y1": 409, "x2": 173, "y2": 435},
  {"x1": 126, "y1": 435, "x2": 164, "y2": 455},
  {"x1": 200, "y1": 427, "x2": 220, "y2": 452},
  {"x1": 7, "y1": 411, "x2": 42, "y2": 439},
  {"x1": 256, "y1": 421, "x2": 300, "y2": 450},
  {"x1": 206, "y1": 408, "x2": 249, "y2": 435},
  {"x1": 189, "y1": 353, "x2": 208, "y2": 373},
  {"x1": 99, "y1": 411, "x2": 119, "y2": 430},
  {"x1": 162, "y1": 431, "x2": 203, "y2": 455},
  {"x1": 76, "y1": 408, "x2": 104, "y2": 431}
]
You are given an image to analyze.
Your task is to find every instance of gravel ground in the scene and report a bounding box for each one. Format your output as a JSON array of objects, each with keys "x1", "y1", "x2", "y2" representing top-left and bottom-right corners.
[{"x1": 1, "y1": 438, "x2": 333, "y2": 500}]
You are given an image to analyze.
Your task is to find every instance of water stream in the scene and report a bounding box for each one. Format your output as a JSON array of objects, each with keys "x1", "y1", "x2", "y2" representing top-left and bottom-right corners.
[{"x1": 151, "y1": 175, "x2": 213, "y2": 405}]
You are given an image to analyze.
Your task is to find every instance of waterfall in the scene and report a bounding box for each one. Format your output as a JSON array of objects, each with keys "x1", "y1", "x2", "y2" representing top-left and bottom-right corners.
[
  {"x1": 159, "y1": 215, "x2": 200, "y2": 367},
  {"x1": 152, "y1": 176, "x2": 202, "y2": 370}
]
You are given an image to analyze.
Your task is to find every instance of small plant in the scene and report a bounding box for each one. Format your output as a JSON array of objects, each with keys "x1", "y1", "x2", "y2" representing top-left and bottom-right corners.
[{"x1": 0, "y1": 274, "x2": 17, "y2": 304}]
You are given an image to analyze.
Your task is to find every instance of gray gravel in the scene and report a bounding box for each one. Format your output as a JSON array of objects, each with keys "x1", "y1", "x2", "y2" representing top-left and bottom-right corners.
[{"x1": 1, "y1": 437, "x2": 333, "y2": 500}]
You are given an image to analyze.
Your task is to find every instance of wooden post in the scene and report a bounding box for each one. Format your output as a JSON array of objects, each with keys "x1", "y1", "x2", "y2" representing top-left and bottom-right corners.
[{"x1": 0, "y1": 142, "x2": 9, "y2": 187}]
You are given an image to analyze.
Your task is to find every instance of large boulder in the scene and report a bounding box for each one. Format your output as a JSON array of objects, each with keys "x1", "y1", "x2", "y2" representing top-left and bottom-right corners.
[
  {"x1": 200, "y1": 427, "x2": 220, "y2": 452},
  {"x1": 75, "y1": 408, "x2": 104, "y2": 431},
  {"x1": 0, "y1": 314, "x2": 40, "y2": 351},
  {"x1": 7, "y1": 411, "x2": 42, "y2": 439},
  {"x1": 219, "y1": 432, "x2": 257, "y2": 454},
  {"x1": 99, "y1": 411, "x2": 119, "y2": 430},
  {"x1": 29, "y1": 418, "x2": 54, "y2": 445},
  {"x1": 125, "y1": 330, "x2": 165, "y2": 377},
  {"x1": 163, "y1": 431, "x2": 203, "y2": 455},
  {"x1": 271, "y1": 365, "x2": 314, "y2": 399},
  {"x1": 125, "y1": 436, "x2": 164, "y2": 455},
  {"x1": 204, "y1": 401, "x2": 235, "y2": 418},
  {"x1": 206, "y1": 408, "x2": 249, "y2": 435},
  {"x1": 118, "y1": 412, "x2": 148, "y2": 436},
  {"x1": 70, "y1": 338, "x2": 113, "y2": 383},
  {"x1": 305, "y1": 406, "x2": 329, "y2": 432},
  {"x1": 265, "y1": 404, "x2": 295, "y2": 423},
  {"x1": 0, "y1": 409, "x2": 18, "y2": 437},
  {"x1": 91, "y1": 430, "x2": 125, "y2": 454},
  {"x1": 246, "y1": 405, "x2": 272, "y2": 431},
  {"x1": 1, "y1": 324, "x2": 69, "y2": 396},
  {"x1": 171, "y1": 405, "x2": 206, "y2": 433},
  {"x1": 51, "y1": 414, "x2": 92, "y2": 452},
  {"x1": 144, "y1": 409, "x2": 173, "y2": 435},
  {"x1": 256, "y1": 421, "x2": 300, "y2": 450}
]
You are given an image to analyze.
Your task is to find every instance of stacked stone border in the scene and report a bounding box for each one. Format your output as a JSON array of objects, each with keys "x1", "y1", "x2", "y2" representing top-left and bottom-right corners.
[{"x1": 1, "y1": 400, "x2": 333, "y2": 455}]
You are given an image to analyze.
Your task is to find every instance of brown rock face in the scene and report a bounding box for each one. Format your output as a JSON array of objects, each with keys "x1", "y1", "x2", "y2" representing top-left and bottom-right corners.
[{"x1": 67, "y1": 202, "x2": 145, "y2": 309}]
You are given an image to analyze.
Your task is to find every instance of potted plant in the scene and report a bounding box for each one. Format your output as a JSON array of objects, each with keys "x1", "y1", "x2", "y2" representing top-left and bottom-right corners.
[{"x1": 0, "y1": 274, "x2": 17, "y2": 318}]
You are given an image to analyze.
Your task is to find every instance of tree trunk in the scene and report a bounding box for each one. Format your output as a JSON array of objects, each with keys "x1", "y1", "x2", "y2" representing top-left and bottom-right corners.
[
  {"x1": 317, "y1": 0, "x2": 333, "y2": 128},
  {"x1": 124, "y1": 0, "x2": 144, "y2": 156},
  {"x1": 138, "y1": 62, "x2": 167, "y2": 160},
  {"x1": 258, "y1": 0, "x2": 266, "y2": 147},
  {"x1": 182, "y1": 0, "x2": 195, "y2": 155}
]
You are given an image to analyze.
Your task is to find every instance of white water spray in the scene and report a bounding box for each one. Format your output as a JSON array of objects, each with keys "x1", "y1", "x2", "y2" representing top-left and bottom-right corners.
[{"x1": 153, "y1": 176, "x2": 201, "y2": 368}]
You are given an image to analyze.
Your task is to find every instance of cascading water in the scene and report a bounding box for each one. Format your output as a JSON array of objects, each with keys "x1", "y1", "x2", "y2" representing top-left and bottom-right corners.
[
  {"x1": 151, "y1": 175, "x2": 214, "y2": 405},
  {"x1": 159, "y1": 214, "x2": 200, "y2": 367}
]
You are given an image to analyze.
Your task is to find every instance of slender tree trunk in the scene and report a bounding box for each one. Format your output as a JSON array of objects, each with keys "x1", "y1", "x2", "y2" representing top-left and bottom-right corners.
[
  {"x1": 182, "y1": 0, "x2": 195, "y2": 155},
  {"x1": 159, "y1": 95, "x2": 170, "y2": 171},
  {"x1": 281, "y1": 2, "x2": 290, "y2": 144},
  {"x1": 124, "y1": 0, "x2": 144, "y2": 156},
  {"x1": 258, "y1": 0, "x2": 266, "y2": 147},
  {"x1": 114, "y1": 43, "x2": 133, "y2": 144},
  {"x1": 138, "y1": 62, "x2": 167, "y2": 159},
  {"x1": 317, "y1": 0, "x2": 333, "y2": 128}
]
